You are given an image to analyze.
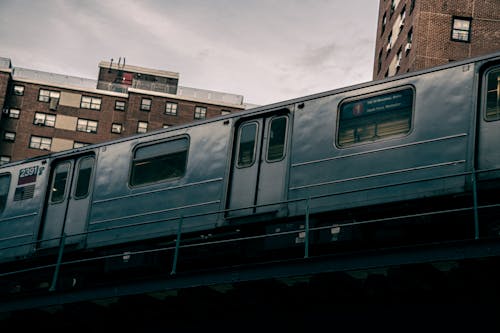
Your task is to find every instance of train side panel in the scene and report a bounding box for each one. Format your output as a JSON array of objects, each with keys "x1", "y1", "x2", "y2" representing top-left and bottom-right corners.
[
  {"x1": 288, "y1": 63, "x2": 476, "y2": 215},
  {"x1": 0, "y1": 160, "x2": 50, "y2": 263},
  {"x1": 86, "y1": 119, "x2": 233, "y2": 248}
]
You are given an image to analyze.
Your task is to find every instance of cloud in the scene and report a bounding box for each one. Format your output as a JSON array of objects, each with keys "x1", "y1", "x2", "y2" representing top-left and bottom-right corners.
[{"x1": 0, "y1": 0, "x2": 379, "y2": 105}]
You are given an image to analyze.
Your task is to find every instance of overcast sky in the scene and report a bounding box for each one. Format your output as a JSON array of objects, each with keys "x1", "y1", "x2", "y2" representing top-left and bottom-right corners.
[{"x1": 0, "y1": 0, "x2": 379, "y2": 105}]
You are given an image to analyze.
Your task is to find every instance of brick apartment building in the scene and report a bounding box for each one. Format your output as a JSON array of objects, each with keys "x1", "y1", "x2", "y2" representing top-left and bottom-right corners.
[
  {"x1": 373, "y1": 0, "x2": 500, "y2": 80},
  {"x1": 0, "y1": 57, "x2": 248, "y2": 164}
]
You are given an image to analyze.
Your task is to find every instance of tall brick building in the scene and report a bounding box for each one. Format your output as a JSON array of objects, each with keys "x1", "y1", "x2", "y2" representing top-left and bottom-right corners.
[
  {"x1": 373, "y1": 0, "x2": 500, "y2": 80},
  {"x1": 0, "y1": 57, "x2": 248, "y2": 164}
]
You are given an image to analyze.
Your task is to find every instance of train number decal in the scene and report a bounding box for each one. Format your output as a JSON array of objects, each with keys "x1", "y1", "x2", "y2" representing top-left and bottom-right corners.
[{"x1": 18, "y1": 165, "x2": 44, "y2": 185}]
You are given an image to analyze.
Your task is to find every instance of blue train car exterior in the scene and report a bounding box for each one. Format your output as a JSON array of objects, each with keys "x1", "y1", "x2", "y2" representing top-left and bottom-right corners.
[{"x1": 0, "y1": 52, "x2": 499, "y2": 266}]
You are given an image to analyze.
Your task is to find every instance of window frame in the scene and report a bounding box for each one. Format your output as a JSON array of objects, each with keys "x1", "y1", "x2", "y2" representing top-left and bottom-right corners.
[
  {"x1": 451, "y1": 17, "x2": 472, "y2": 43},
  {"x1": 29, "y1": 136, "x2": 52, "y2": 151},
  {"x1": 194, "y1": 106, "x2": 207, "y2": 120},
  {"x1": 73, "y1": 156, "x2": 95, "y2": 200},
  {"x1": 336, "y1": 86, "x2": 415, "y2": 148},
  {"x1": 266, "y1": 115, "x2": 288, "y2": 163},
  {"x1": 3, "y1": 131, "x2": 15, "y2": 142},
  {"x1": 8, "y1": 108, "x2": 20, "y2": 119},
  {"x1": 111, "y1": 123, "x2": 123, "y2": 134},
  {"x1": 34, "y1": 112, "x2": 56, "y2": 127},
  {"x1": 137, "y1": 121, "x2": 148, "y2": 133},
  {"x1": 140, "y1": 98, "x2": 152, "y2": 111},
  {"x1": 38, "y1": 89, "x2": 60, "y2": 103},
  {"x1": 13, "y1": 85, "x2": 24, "y2": 96},
  {"x1": 129, "y1": 136, "x2": 190, "y2": 187},
  {"x1": 77, "y1": 118, "x2": 98, "y2": 134},
  {"x1": 165, "y1": 102, "x2": 178, "y2": 116},
  {"x1": 80, "y1": 96, "x2": 102, "y2": 110},
  {"x1": 484, "y1": 66, "x2": 500, "y2": 122},
  {"x1": 236, "y1": 122, "x2": 259, "y2": 168},
  {"x1": 0, "y1": 173, "x2": 11, "y2": 213},
  {"x1": 115, "y1": 100, "x2": 126, "y2": 111}
]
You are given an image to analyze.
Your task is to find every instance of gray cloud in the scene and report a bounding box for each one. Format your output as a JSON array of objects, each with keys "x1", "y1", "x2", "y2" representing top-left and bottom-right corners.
[{"x1": 0, "y1": 0, "x2": 379, "y2": 105}]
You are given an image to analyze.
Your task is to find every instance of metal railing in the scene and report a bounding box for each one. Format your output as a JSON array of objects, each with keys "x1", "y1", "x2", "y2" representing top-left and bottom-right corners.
[{"x1": 0, "y1": 166, "x2": 499, "y2": 293}]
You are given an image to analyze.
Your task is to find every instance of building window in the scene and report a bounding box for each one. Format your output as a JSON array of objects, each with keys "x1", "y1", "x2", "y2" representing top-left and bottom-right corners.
[
  {"x1": 81, "y1": 96, "x2": 102, "y2": 110},
  {"x1": 111, "y1": 123, "x2": 123, "y2": 134},
  {"x1": 77, "y1": 119, "x2": 98, "y2": 133},
  {"x1": 140, "y1": 98, "x2": 152, "y2": 111},
  {"x1": 410, "y1": 0, "x2": 415, "y2": 14},
  {"x1": 34, "y1": 112, "x2": 56, "y2": 127},
  {"x1": 13, "y1": 85, "x2": 24, "y2": 96},
  {"x1": 381, "y1": 13, "x2": 387, "y2": 35},
  {"x1": 451, "y1": 17, "x2": 472, "y2": 42},
  {"x1": 221, "y1": 110, "x2": 231, "y2": 115},
  {"x1": 0, "y1": 156, "x2": 11, "y2": 165},
  {"x1": 73, "y1": 142, "x2": 89, "y2": 149},
  {"x1": 137, "y1": 121, "x2": 148, "y2": 133},
  {"x1": 3, "y1": 132, "x2": 15, "y2": 142},
  {"x1": 165, "y1": 102, "x2": 178, "y2": 115},
  {"x1": 38, "y1": 89, "x2": 60, "y2": 103},
  {"x1": 406, "y1": 28, "x2": 413, "y2": 55},
  {"x1": 396, "y1": 47, "x2": 403, "y2": 72},
  {"x1": 130, "y1": 137, "x2": 189, "y2": 186},
  {"x1": 377, "y1": 49, "x2": 383, "y2": 73},
  {"x1": 30, "y1": 136, "x2": 52, "y2": 150},
  {"x1": 194, "y1": 106, "x2": 207, "y2": 119},
  {"x1": 337, "y1": 87, "x2": 413, "y2": 147},
  {"x1": 399, "y1": 6, "x2": 406, "y2": 31},
  {"x1": 115, "y1": 100, "x2": 126, "y2": 111},
  {"x1": 7, "y1": 108, "x2": 20, "y2": 119},
  {"x1": 387, "y1": 31, "x2": 393, "y2": 54}
]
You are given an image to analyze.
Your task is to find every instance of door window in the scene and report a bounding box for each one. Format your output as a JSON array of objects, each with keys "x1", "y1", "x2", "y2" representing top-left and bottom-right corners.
[
  {"x1": 485, "y1": 67, "x2": 500, "y2": 121},
  {"x1": 237, "y1": 122, "x2": 258, "y2": 167},
  {"x1": 0, "y1": 174, "x2": 10, "y2": 212},
  {"x1": 74, "y1": 157, "x2": 94, "y2": 199},
  {"x1": 50, "y1": 162, "x2": 70, "y2": 203},
  {"x1": 267, "y1": 116, "x2": 288, "y2": 162}
]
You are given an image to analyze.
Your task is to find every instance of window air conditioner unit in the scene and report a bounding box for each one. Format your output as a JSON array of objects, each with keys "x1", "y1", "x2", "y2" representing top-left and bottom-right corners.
[
  {"x1": 387, "y1": 42, "x2": 392, "y2": 51},
  {"x1": 2, "y1": 108, "x2": 9, "y2": 114},
  {"x1": 49, "y1": 97, "x2": 59, "y2": 111},
  {"x1": 405, "y1": 42, "x2": 412, "y2": 52}
]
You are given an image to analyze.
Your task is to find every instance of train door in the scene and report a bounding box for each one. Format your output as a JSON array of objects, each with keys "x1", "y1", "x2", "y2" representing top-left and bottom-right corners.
[
  {"x1": 38, "y1": 155, "x2": 95, "y2": 249},
  {"x1": 227, "y1": 112, "x2": 290, "y2": 218},
  {"x1": 477, "y1": 65, "x2": 500, "y2": 177}
]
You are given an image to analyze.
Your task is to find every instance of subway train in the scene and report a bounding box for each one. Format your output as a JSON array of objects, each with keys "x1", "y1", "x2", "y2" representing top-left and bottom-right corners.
[{"x1": 1, "y1": 52, "x2": 500, "y2": 285}]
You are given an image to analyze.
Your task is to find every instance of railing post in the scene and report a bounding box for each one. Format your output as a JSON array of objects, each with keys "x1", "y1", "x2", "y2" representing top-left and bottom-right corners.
[
  {"x1": 472, "y1": 168, "x2": 480, "y2": 240},
  {"x1": 171, "y1": 216, "x2": 183, "y2": 275},
  {"x1": 49, "y1": 233, "x2": 66, "y2": 292},
  {"x1": 305, "y1": 197, "x2": 310, "y2": 259}
]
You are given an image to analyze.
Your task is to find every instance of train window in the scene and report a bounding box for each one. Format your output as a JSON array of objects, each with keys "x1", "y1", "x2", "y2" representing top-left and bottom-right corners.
[
  {"x1": 50, "y1": 162, "x2": 70, "y2": 203},
  {"x1": 267, "y1": 116, "x2": 288, "y2": 162},
  {"x1": 337, "y1": 87, "x2": 413, "y2": 147},
  {"x1": 485, "y1": 67, "x2": 500, "y2": 121},
  {"x1": 130, "y1": 138, "x2": 189, "y2": 186},
  {"x1": 237, "y1": 122, "x2": 258, "y2": 167},
  {"x1": 74, "y1": 157, "x2": 94, "y2": 199},
  {"x1": 0, "y1": 174, "x2": 10, "y2": 212}
]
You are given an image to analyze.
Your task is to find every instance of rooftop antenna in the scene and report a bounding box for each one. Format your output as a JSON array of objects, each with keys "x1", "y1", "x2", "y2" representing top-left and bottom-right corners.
[
  {"x1": 108, "y1": 58, "x2": 114, "y2": 73},
  {"x1": 123, "y1": 57, "x2": 126, "y2": 68},
  {"x1": 118, "y1": 57, "x2": 121, "y2": 67}
]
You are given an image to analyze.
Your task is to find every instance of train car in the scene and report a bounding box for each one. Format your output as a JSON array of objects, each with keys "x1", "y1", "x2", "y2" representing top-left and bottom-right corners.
[{"x1": 0, "y1": 52, "x2": 499, "y2": 279}]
